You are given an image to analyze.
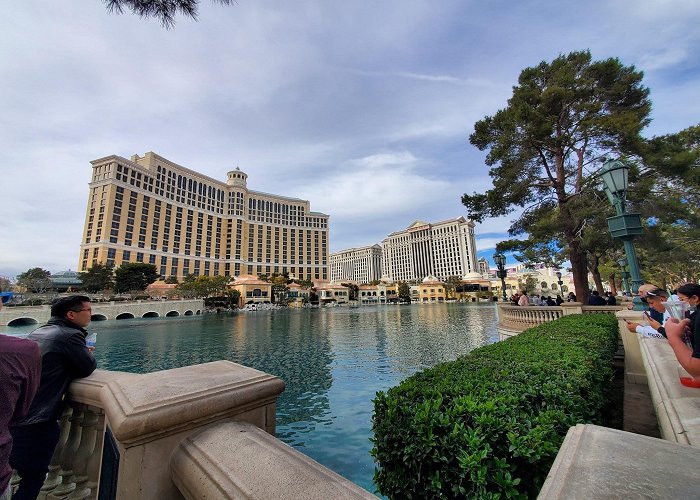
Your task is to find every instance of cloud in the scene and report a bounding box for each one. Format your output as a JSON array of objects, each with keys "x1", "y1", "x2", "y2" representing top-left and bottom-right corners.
[{"x1": 1, "y1": 0, "x2": 699, "y2": 277}]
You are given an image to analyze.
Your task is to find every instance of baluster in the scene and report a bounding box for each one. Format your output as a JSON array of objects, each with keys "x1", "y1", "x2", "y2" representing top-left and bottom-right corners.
[
  {"x1": 66, "y1": 407, "x2": 100, "y2": 499},
  {"x1": 48, "y1": 404, "x2": 85, "y2": 498},
  {"x1": 39, "y1": 407, "x2": 73, "y2": 499},
  {"x1": 85, "y1": 412, "x2": 105, "y2": 500}
]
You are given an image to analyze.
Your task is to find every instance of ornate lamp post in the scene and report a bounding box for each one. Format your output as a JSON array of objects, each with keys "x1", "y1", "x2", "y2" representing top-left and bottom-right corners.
[
  {"x1": 493, "y1": 253, "x2": 508, "y2": 301},
  {"x1": 617, "y1": 258, "x2": 630, "y2": 296},
  {"x1": 599, "y1": 158, "x2": 644, "y2": 310},
  {"x1": 556, "y1": 271, "x2": 563, "y2": 291}
]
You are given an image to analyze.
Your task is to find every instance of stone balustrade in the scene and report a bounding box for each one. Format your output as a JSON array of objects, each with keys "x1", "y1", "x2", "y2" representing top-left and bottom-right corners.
[
  {"x1": 539, "y1": 311, "x2": 700, "y2": 498},
  {"x1": 11, "y1": 360, "x2": 375, "y2": 499},
  {"x1": 0, "y1": 299, "x2": 205, "y2": 326},
  {"x1": 496, "y1": 302, "x2": 624, "y2": 340}
]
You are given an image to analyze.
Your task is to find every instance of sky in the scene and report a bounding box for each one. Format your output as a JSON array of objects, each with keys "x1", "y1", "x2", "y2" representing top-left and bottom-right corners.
[{"x1": 1, "y1": 0, "x2": 699, "y2": 279}]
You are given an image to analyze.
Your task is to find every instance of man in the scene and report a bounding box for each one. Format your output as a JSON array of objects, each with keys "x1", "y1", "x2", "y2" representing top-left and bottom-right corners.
[
  {"x1": 605, "y1": 292, "x2": 617, "y2": 306},
  {"x1": 587, "y1": 290, "x2": 607, "y2": 306},
  {"x1": 626, "y1": 288, "x2": 670, "y2": 339},
  {"x1": 1, "y1": 334, "x2": 41, "y2": 500},
  {"x1": 10, "y1": 296, "x2": 96, "y2": 500}
]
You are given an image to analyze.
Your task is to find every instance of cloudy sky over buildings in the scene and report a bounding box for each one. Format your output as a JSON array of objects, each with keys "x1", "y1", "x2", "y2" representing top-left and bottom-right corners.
[{"x1": 1, "y1": 0, "x2": 699, "y2": 278}]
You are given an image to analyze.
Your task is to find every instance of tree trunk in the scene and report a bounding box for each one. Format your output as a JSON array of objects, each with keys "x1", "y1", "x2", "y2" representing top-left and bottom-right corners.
[
  {"x1": 589, "y1": 255, "x2": 605, "y2": 295},
  {"x1": 568, "y1": 240, "x2": 590, "y2": 304},
  {"x1": 608, "y1": 272, "x2": 617, "y2": 295}
]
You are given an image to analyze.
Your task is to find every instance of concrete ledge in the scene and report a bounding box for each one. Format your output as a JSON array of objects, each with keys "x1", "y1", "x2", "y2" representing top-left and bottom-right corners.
[
  {"x1": 640, "y1": 337, "x2": 700, "y2": 445},
  {"x1": 538, "y1": 424, "x2": 700, "y2": 499},
  {"x1": 171, "y1": 420, "x2": 377, "y2": 499},
  {"x1": 101, "y1": 360, "x2": 285, "y2": 445}
]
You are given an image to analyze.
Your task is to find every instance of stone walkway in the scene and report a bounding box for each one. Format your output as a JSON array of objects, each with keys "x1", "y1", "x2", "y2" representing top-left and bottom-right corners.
[{"x1": 623, "y1": 375, "x2": 661, "y2": 438}]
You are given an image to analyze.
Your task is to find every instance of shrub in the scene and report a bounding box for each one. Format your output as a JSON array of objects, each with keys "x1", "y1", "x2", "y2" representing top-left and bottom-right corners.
[{"x1": 371, "y1": 314, "x2": 618, "y2": 499}]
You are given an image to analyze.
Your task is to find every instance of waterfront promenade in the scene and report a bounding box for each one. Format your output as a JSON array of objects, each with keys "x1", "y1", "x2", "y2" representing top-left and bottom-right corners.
[{"x1": 0, "y1": 298, "x2": 204, "y2": 326}]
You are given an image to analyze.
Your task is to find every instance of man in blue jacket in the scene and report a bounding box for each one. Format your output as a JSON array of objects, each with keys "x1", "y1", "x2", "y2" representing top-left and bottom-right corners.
[{"x1": 9, "y1": 296, "x2": 97, "y2": 500}]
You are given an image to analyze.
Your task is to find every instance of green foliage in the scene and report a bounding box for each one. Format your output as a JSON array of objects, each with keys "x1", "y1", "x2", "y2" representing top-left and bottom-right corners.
[
  {"x1": 176, "y1": 275, "x2": 230, "y2": 298},
  {"x1": 464, "y1": 50, "x2": 651, "y2": 302},
  {"x1": 79, "y1": 263, "x2": 114, "y2": 292},
  {"x1": 204, "y1": 290, "x2": 241, "y2": 309},
  {"x1": 342, "y1": 283, "x2": 359, "y2": 300},
  {"x1": 398, "y1": 282, "x2": 411, "y2": 303},
  {"x1": 105, "y1": 0, "x2": 236, "y2": 29},
  {"x1": 372, "y1": 314, "x2": 619, "y2": 499},
  {"x1": 0, "y1": 276, "x2": 12, "y2": 292},
  {"x1": 164, "y1": 275, "x2": 179, "y2": 284},
  {"x1": 114, "y1": 263, "x2": 159, "y2": 293},
  {"x1": 17, "y1": 267, "x2": 52, "y2": 293}
]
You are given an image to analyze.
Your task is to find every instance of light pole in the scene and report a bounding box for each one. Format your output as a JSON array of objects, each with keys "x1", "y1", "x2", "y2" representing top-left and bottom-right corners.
[
  {"x1": 493, "y1": 253, "x2": 508, "y2": 301},
  {"x1": 599, "y1": 158, "x2": 644, "y2": 310},
  {"x1": 556, "y1": 271, "x2": 563, "y2": 292},
  {"x1": 617, "y1": 258, "x2": 630, "y2": 296}
]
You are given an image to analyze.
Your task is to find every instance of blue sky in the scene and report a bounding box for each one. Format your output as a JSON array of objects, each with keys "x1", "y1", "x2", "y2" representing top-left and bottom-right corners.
[{"x1": 1, "y1": 0, "x2": 699, "y2": 279}]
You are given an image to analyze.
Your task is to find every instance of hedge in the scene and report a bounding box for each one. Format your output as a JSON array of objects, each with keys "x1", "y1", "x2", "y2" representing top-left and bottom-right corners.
[{"x1": 371, "y1": 314, "x2": 619, "y2": 499}]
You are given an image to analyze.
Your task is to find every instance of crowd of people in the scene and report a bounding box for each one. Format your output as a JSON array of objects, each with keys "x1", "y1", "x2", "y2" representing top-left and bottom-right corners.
[
  {"x1": 509, "y1": 290, "x2": 582, "y2": 306},
  {"x1": 624, "y1": 283, "x2": 700, "y2": 381}
]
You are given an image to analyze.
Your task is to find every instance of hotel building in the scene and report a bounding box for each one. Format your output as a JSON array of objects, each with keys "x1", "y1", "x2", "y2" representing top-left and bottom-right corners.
[
  {"x1": 381, "y1": 217, "x2": 478, "y2": 282},
  {"x1": 79, "y1": 152, "x2": 329, "y2": 281},
  {"x1": 329, "y1": 244, "x2": 382, "y2": 283}
]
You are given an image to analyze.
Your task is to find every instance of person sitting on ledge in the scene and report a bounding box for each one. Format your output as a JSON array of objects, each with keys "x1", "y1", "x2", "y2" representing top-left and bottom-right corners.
[
  {"x1": 518, "y1": 291, "x2": 529, "y2": 307},
  {"x1": 664, "y1": 283, "x2": 700, "y2": 379},
  {"x1": 626, "y1": 288, "x2": 670, "y2": 339}
]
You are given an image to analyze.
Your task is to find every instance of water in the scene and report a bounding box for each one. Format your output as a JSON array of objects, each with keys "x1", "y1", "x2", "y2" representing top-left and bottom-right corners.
[{"x1": 5, "y1": 302, "x2": 499, "y2": 493}]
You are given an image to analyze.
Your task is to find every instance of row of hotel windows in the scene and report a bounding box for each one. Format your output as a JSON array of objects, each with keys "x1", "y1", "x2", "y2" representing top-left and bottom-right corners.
[
  {"x1": 97, "y1": 168, "x2": 328, "y2": 230},
  {"x1": 81, "y1": 247, "x2": 326, "y2": 279},
  {"x1": 111, "y1": 163, "x2": 227, "y2": 214},
  {"x1": 86, "y1": 186, "x2": 327, "y2": 259}
]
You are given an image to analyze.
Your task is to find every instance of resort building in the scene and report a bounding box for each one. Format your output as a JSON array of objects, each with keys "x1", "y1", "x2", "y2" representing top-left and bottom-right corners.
[
  {"x1": 416, "y1": 275, "x2": 447, "y2": 303},
  {"x1": 381, "y1": 217, "x2": 478, "y2": 282},
  {"x1": 78, "y1": 152, "x2": 329, "y2": 281},
  {"x1": 329, "y1": 244, "x2": 382, "y2": 283}
]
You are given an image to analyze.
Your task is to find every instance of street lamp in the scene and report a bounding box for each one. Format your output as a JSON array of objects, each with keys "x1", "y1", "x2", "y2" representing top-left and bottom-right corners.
[
  {"x1": 493, "y1": 253, "x2": 508, "y2": 301},
  {"x1": 599, "y1": 158, "x2": 644, "y2": 310},
  {"x1": 556, "y1": 271, "x2": 563, "y2": 290},
  {"x1": 617, "y1": 258, "x2": 630, "y2": 296}
]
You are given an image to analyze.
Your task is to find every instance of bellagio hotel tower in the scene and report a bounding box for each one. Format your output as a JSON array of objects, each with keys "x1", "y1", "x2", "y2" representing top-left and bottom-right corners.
[{"x1": 79, "y1": 152, "x2": 329, "y2": 281}]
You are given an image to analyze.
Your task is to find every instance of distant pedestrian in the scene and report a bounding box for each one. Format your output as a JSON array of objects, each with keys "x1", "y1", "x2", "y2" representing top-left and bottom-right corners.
[
  {"x1": 587, "y1": 291, "x2": 607, "y2": 306},
  {"x1": 10, "y1": 295, "x2": 97, "y2": 500},
  {"x1": 1, "y1": 335, "x2": 42, "y2": 500}
]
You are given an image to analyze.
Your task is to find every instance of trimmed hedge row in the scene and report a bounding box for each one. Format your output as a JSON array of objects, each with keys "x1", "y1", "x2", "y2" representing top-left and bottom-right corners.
[{"x1": 371, "y1": 314, "x2": 619, "y2": 499}]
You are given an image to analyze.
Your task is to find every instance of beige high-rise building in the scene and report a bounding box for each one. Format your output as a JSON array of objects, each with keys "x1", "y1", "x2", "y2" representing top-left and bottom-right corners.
[
  {"x1": 329, "y1": 244, "x2": 382, "y2": 283},
  {"x1": 381, "y1": 217, "x2": 478, "y2": 282},
  {"x1": 79, "y1": 152, "x2": 329, "y2": 281}
]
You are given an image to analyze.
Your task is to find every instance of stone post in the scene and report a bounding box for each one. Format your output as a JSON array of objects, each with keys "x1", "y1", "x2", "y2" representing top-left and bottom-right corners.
[
  {"x1": 560, "y1": 302, "x2": 583, "y2": 315},
  {"x1": 616, "y1": 309, "x2": 646, "y2": 384}
]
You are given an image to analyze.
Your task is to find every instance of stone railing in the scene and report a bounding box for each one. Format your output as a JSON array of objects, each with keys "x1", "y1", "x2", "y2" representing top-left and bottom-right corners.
[
  {"x1": 12, "y1": 361, "x2": 375, "y2": 499},
  {"x1": 538, "y1": 310, "x2": 700, "y2": 498},
  {"x1": 496, "y1": 302, "x2": 624, "y2": 339}
]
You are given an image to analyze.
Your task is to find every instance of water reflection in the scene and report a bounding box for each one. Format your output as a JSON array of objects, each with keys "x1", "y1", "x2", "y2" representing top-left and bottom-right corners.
[{"x1": 3, "y1": 302, "x2": 498, "y2": 493}]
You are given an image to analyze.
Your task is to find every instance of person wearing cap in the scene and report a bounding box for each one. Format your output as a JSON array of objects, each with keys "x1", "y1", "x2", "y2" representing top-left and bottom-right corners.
[{"x1": 625, "y1": 288, "x2": 670, "y2": 339}]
